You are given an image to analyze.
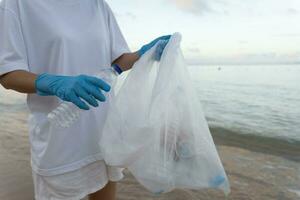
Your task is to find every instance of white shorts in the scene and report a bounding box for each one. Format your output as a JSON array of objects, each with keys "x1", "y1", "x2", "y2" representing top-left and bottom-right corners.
[{"x1": 32, "y1": 160, "x2": 124, "y2": 200}]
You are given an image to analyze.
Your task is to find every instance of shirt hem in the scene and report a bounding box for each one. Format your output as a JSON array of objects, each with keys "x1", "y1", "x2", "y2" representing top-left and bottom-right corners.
[
  {"x1": 33, "y1": 173, "x2": 124, "y2": 200},
  {"x1": 31, "y1": 152, "x2": 104, "y2": 176},
  {"x1": 34, "y1": 181, "x2": 108, "y2": 200},
  {"x1": 0, "y1": 63, "x2": 29, "y2": 76}
]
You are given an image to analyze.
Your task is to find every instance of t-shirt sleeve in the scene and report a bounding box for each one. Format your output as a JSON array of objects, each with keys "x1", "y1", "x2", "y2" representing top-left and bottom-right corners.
[
  {"x1": 104, "y1": 1, "x2": 131, "y2": 63},
  {"x1": 0, "y1": 7, "x2": 29, "y2": 76}
]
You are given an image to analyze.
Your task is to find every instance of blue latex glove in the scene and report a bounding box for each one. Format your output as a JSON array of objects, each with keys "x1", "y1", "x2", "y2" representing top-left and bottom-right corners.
[
  {"x1": 138, "y1": 35, "x2": 171, "y2": 61},
  {"x1": 35, "y1": 73, "x2": 111, "y2": 110}
]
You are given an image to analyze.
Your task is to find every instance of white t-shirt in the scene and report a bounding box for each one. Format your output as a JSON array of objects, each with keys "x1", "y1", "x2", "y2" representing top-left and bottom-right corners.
[{"x1": 0, "y1": 0, "x2": 130, "y2": 176}]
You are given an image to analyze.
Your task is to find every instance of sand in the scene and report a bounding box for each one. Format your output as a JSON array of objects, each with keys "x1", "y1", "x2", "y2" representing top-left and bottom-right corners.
[
  {"x1": 0, "y1": 110, "x2": 299, "y2": 200},
  {"x1": 116, "y1": 146, "x2": 300, "y2": 200}
]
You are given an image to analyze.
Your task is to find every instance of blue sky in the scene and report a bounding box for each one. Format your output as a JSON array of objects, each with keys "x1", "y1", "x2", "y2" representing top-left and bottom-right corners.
[{"x1": 107, "y1": 0, "x2": 300, "y2": 64}]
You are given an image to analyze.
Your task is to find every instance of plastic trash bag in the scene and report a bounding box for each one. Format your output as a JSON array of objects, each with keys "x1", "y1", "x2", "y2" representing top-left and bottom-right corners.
[{"x1": 100, "y1": 33, "x2": 230, "y2": 195}]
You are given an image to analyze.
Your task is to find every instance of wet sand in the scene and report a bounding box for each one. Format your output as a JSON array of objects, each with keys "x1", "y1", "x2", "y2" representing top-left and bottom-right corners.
[{"x1": 0, "y1": 109, "x2": 299, "y2": 200}]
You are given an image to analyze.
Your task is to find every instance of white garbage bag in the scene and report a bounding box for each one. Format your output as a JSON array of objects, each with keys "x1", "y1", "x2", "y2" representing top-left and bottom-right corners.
[{"x1": 100, "y1": 33, "x2": 230, "y2": 195}]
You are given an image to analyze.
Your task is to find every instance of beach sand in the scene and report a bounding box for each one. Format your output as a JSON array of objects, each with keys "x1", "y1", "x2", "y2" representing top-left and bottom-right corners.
[{"x1": 0, "y1": 109, "x2": 299, "y2": 200}]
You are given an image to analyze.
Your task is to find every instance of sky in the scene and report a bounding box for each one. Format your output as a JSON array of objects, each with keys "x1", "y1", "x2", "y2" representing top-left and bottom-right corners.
[{"x1": 107, "y1": 0, "x2": 300, "y2": 65}]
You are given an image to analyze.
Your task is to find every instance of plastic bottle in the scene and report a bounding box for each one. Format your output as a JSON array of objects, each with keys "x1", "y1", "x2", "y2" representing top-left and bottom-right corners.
[{"x1": 47, "y1": 67, "x2": 119, "y2": 128}]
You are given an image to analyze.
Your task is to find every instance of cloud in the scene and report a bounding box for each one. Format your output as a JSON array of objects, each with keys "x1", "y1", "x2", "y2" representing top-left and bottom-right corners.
[
  {"x1": 272, "y1": 33, "x2": 300, "y2": 38},
  {"x1": 124, "y1": 12, "x2": 137, "y2": 20},
  {"x1": 168, "y1": 0, "x2": 213, "y2": 15},
  {"x1": 287, "y1": 8, "x2": 299, "y2": 15},
  {"x1": 169, "y1": 0, "x2": 300, "y2": 17},
  {"x1": 184, "y1": 51, "x2": 300, "y2": 65},
  {"x1": 238, "y1": 40, "x2": 248, "y2": 44},
  {"x1": 186, "y1": 47, "x2": 201, "y2": 53},
  {"x1": 114, "y1": 12, "x2": 137, "y2": 20}
]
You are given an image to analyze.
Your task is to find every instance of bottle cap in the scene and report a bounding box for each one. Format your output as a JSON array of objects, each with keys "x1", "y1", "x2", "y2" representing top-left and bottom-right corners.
[{"x1": 112, "y1": 64, "x2": 123, "y2": 75}]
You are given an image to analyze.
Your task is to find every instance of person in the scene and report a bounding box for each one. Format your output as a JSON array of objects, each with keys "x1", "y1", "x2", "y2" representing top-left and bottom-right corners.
[{"x1": 0, "y1": 0, "x2": 170, "y2": 199}]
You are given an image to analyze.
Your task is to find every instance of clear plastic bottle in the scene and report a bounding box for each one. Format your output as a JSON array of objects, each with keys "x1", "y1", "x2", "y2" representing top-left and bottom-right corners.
[{"x1": 47, "y1": 67, "x2": 119, "y2": 128}]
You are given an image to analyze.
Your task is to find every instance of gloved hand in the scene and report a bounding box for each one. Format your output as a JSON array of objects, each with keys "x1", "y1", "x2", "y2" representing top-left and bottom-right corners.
[
  {"x1": 35, "y1": 73, "x2": 111, "y2": 110},
  {"x1": 138, "y1": 35, "x2": 171, "y2": 61}
]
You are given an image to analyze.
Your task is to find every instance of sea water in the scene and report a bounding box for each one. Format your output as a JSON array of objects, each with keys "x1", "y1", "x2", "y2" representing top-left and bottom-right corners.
[
  {"x1": 1, "y1": 64, "x2": 299, "y2": 142},
  {"x1": 188, "y1": 64, "x2": 300, "y2": 141}
]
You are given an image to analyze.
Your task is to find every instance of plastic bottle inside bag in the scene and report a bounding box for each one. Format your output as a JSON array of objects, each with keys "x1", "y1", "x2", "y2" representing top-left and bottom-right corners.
[{"x1": 47, "y1": 67, "x2": 118, "y2": 128}]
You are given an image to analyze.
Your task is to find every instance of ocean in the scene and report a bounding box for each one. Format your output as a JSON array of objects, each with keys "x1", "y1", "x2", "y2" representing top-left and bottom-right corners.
[
  {"x1": 0, "y1": 64, "x2": 299, "y2": 143},
  {"x1": 189, "y1": 64, "x2": 300, "y2": 142}
]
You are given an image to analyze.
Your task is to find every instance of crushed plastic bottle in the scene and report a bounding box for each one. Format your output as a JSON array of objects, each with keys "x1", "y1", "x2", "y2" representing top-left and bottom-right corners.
[{"x1": 47, "y1": 67, "x2": 118, "y2": 128}]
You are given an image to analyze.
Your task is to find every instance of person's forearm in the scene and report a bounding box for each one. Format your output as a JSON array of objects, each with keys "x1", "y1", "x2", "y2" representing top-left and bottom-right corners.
[
  {"x1": 0, "y1": 70, "x2": 37, "y2": 94},
  {"x1": 112, "y1": 52, "x2": 139, "y2": 72}
]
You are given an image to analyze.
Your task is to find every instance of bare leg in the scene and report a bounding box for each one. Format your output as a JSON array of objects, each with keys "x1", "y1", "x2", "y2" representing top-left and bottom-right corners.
[{"x1": 89, "y1": 182, "x2": 117, "y2": 200}]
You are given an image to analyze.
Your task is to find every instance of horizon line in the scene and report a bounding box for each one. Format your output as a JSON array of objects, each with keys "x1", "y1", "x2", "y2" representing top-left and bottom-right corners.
[{"x1": 187, "y1": 62, "x2": 300, "y2": 66}]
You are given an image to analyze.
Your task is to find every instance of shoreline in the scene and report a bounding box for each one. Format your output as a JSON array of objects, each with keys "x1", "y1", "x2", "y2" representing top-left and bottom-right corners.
[
  {"x1": 211, "y1": 126, "x2": 300, "y2": 162},
  {"x1": 0, "y1": 109, "x2": 299, "y2": 199}
]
